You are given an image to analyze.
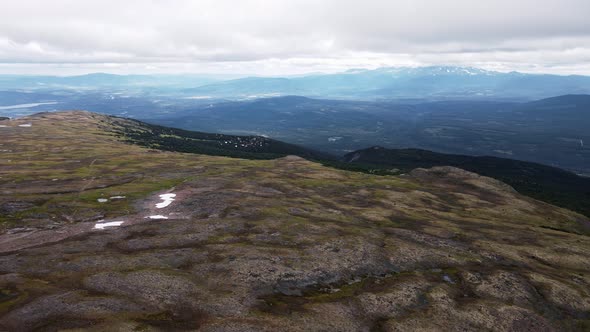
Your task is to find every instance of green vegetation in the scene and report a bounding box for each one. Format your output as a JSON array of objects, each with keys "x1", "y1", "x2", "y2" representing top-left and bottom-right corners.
[{"x1": 107, "y1": 117, "x2": 330, "y2": 161}]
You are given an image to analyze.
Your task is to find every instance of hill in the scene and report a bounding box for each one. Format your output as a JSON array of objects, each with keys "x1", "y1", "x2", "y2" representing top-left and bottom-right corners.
[
  {"x1": 0, "y1": 111, "x2": 589, "y2": 331},
  {"x1": 343, "y1": 147, "x2": 590, "y2": 218}
]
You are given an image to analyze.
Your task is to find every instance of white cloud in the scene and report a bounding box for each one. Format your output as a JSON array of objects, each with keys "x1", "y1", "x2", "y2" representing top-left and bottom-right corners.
[{"x1": 0, "y1": 0, "x2": 589, "y2": 75}]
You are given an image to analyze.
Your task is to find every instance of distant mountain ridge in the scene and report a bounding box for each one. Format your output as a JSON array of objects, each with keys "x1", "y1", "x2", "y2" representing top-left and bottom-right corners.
[
  {"x1": 182, "y1": 66, "x2": 590, "y2": 100},
  {"x1": 0, "y1": 73, "x2": 222, "y2": 91},
  {"x1": 2, "y1": 66, "x2": 590, "y2": 100}
]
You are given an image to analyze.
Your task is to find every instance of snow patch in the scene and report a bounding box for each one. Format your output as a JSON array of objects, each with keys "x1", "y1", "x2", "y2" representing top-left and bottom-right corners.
[
  {"x1": 109, "y1": 195, "x2": 126, "y2": 199},
  {"x1": 97, "y1": 198, "x2": 108, "y2": 203},
  {"x1": 156, "y1": 193, "x2": 176, "y2": 209},
  {"x1": 94, "y1": 221, "x2": 124, "y2": 230},
  {"x1": 18, "y1": 123, "x2": 32, "y2": 127},
  {"x1": 146, "y1": 215, "x2": 169, "y2": 220}
]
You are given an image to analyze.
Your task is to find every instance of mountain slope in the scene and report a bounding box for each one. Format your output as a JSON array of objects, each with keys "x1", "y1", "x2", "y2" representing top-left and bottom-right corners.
[
  {"x1": 343, "y1": 147, "x2": 590, "y2": 218},
  {"x1": 0, "y1": 111, "x2": 589, "y2": 331},
  {"x1": 107, "y1": 114, "x2": 331, "y2": 161},
  {"x1": 98, "y1": 111, "x2": 590, "y2": 218}
]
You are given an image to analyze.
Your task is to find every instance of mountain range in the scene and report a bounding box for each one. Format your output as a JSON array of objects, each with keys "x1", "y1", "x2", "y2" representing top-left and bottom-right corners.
[
  {"x1": 2, "y1": 66, "x2": 590, "y2": 100},
  {"x1": 182, "y1": 66, "x2": 590, "y2": 100}
]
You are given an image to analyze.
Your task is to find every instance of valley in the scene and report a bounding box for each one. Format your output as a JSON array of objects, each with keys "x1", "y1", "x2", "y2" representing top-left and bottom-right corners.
[{"x1": 2, "y1": 90, "x2": 588, "y2": 175}]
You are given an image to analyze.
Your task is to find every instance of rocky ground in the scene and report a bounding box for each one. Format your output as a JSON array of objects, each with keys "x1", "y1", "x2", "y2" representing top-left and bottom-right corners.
[{"x1": 0, "y1": 112, "x2": 589, "y2": 331}]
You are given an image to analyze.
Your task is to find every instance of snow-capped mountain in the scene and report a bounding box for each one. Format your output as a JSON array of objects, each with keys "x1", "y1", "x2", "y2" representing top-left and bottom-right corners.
[{"x1": 183, "y1": 66, "x2": 590, "y2": 100}]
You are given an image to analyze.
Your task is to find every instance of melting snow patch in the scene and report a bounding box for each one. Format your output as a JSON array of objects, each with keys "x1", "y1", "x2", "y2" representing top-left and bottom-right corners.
[
  {"x1": 110, "y1": 195, "x2": 126, "y2": 199},
  {"x1": 0, "y1": 125, "x2": 7, "y2": 128},
  {"x1": 18, "y1": 123, "x2": 32, "y2": 127},
  {"x1": 97, "y1": 198, "x2": 108, "y2": 203},
  {"x1": 146, "y1": 215, "x2": 169, "y2": 220},
  {"x1": 94, "y1": 221, "x2": 124, "y2": 230},
  {"x1": 156, "y1": 193, "x2": 176, "y2": 209}
]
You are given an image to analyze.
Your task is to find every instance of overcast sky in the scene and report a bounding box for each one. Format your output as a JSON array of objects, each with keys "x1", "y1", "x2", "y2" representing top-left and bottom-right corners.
[{"x1": 1, "y1": 0, "x2": 590, "y2": 76}]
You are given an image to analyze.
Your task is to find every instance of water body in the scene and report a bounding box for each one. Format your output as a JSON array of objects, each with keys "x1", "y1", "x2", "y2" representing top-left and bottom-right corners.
[{"x1": 0, "y1": 102, "x2": 59, "y2": 110}]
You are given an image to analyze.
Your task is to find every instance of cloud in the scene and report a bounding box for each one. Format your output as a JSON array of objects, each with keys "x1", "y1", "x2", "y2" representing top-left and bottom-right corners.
[{"x1": 0, "y1": 0, "x2": 589, "y2": 74}]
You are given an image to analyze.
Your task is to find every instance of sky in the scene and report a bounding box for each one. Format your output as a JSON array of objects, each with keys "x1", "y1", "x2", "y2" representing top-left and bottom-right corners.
[{"x1": 1, "y1": 0, "x2": 590, "y2": 76}]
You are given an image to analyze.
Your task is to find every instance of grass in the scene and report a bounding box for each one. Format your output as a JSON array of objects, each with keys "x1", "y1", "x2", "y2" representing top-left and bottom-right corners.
[{"x1": 0, "y1": 112, "x2": 259, "y2": 228}]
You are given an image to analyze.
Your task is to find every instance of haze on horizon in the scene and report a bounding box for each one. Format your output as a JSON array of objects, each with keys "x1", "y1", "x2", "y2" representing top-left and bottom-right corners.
[{"x1": 1, "y1": 0, "x2": 590, "y2": 76}]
